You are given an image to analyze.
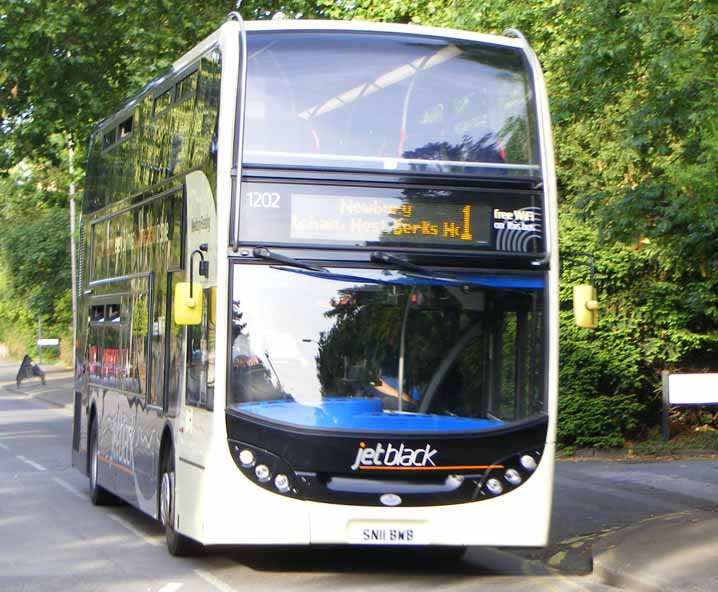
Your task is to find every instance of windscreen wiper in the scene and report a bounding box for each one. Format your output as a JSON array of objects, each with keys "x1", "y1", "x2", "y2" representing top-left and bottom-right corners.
[
  {"x1": 253, "y1": 247, "x2": 329, "y2": 273},
  {"x1": 369, "y1": 251, "x2": 466, "y2": 285}
]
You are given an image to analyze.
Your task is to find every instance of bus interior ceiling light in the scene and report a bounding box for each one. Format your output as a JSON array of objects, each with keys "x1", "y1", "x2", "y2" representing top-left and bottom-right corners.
[{"x1": 298, "y1": 45, "x2": 462, "y2": 120}]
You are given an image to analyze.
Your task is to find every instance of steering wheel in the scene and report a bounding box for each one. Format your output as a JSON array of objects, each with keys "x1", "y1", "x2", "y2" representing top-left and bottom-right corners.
[{"x1": 418, "y1": 321, "x2": 483, "y2": 414}]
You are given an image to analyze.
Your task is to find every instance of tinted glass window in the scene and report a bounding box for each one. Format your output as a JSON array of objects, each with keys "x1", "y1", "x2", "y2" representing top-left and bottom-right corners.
[
  {"x1": 244, "y1": 32, "x2": 540, "y2": 177},
  {"x1": 228, "y1": 264, "x2": 545, "y2": 433},
  {"x1": 86, "y1": 277, "x2": 150, "y2": 394}
]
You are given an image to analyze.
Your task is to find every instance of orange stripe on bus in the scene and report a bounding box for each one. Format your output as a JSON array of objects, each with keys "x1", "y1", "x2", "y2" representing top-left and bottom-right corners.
[
  {"x1": 358, "y1": 465, "x2": 504, "y2": 471},
  {"x1": 98, "y1": 454, "x2": 134, "y2": 476}
]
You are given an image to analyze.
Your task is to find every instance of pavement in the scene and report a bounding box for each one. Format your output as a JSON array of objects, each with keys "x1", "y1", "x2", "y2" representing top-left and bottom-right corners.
[
  {"x1": 592, "y1": 509, "x2": 718, "y2": 591},
  {"x1": 2, "y1": 361, "x2": 718, "y2": 591},
  {"x1": 5, "y1": 363, "x2": 75, "y2": 408}
]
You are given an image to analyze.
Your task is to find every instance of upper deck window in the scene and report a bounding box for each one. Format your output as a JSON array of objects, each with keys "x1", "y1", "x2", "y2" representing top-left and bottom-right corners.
[{"x1": 243, "y1": 32, "x2": 540, "y2": 178}]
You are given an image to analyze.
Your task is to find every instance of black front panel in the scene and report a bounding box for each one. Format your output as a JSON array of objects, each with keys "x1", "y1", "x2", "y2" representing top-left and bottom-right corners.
[{"x1": 226, "y1": 410, "x2": 547, "y2": 506}]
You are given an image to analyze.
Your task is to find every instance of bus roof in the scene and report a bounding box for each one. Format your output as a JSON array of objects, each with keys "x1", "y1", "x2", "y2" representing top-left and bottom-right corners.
[
  {"x1": 93, "y1": 18, "x2": 528, "y2": 135},
  {"x1": 238, "y1": 19, "x2": 523, "y2": 49}
]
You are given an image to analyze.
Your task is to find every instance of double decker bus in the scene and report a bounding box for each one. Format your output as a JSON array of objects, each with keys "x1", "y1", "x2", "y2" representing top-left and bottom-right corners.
[{"x1": 73, "y1": 16, "x2": 564, "y2": 556}]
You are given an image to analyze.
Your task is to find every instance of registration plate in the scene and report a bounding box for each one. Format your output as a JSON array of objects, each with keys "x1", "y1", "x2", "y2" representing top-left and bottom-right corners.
[{"x1": 348, "y1": 521, "x2": 428, "y2": 545}]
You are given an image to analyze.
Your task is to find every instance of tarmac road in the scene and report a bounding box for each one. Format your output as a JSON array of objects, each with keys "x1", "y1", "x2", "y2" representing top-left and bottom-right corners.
[{"x1": 3, "y1": 359, "x2": 717, "y2": 591}]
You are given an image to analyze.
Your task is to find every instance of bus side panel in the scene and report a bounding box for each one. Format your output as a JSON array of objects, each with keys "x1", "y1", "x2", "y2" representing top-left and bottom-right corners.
[
  {"x1": 199, "y1": 440, "x2": 311, "y2": 545},
  {"x1": 92, "y1": 387, "x2": 117, "y2": 495},
  {"x1": 173, "y1": 168, "x2": 219, "y2": 541},
  {"x1": 175, "y1": 453, "x2": 206, "y2": 541},
  {"x1": 111, "y1": 392, "x2": 140, "y2": 504}
]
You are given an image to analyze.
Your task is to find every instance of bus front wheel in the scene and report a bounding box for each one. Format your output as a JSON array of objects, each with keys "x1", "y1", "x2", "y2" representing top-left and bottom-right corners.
[{"x1": 160, "y1": 448, "x2": 196, "y2": 556}]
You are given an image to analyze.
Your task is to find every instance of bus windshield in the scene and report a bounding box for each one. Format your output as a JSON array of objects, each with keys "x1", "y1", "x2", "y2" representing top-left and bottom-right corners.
[
  {"x1": 229, "y1": 263, "x2": 545, "y2": 432},
  {"x1": 243, "y1": 32, "x2": 540, "y2": 178}
]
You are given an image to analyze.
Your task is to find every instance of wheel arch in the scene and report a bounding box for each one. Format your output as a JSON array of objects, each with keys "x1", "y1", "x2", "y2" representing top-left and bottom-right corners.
[
  {"x1": 158, "y1": 424, "x2": 175, "y2": 513},
  {"x1": 86, "y1": 401, "x2": 99, "y2": 476}
]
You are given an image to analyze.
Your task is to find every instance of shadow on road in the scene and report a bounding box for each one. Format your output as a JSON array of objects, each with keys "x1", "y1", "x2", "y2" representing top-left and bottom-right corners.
[{"x1": 215, "y1": 544, "x2": 483, "y2": 574}]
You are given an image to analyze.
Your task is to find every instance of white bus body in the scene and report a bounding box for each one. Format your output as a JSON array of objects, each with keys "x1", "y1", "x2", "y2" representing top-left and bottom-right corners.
[{"x1": 73, "y1": 18, "x2": 558, "y2": 555}]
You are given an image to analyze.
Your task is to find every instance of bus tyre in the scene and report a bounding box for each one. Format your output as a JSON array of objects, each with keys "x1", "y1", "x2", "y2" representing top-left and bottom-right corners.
[
  {"x1": 160, "y1": 449, "x2": 196, "y2": 556},
  {"x1": 432, "y1": 545, "x2": 467, "y2": 562},
  {"x1": 89, "y1": 420, "x2": 113, "y2": 505},
  {"x1": 412, "y1": 545, "x2": 466, "y2": 562}
]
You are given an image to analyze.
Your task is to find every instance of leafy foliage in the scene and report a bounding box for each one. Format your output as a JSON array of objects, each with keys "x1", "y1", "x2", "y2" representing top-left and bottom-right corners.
[
  {"x1": 320, "y1": 0, "x2": 718, "y2": 446},
  {"x1": 0, "y1": 1, "x2": 319, "y2": 357},
  {"x1": 2, "y1": 1, "x2": 718, "y2": 446},
  {"x1": 0, "y1": 157, "x2": 73, "y2": 356},
  {"x1": 0, "y1": 0, "x2": 321, "y2": 168}
]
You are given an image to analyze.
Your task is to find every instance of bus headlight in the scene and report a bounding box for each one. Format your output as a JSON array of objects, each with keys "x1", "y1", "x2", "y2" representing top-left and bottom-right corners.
[
  {"x1": 239, "y1": 449, "x2": 256, "y2": 468},
  {"x1": 447, "y1": 474, "x2": 465, "y2": 487},
  {"x1": 274, "y1": 474, "x2": 291, "y2": 493},
  {"x1": 504, "y1": 468, "x2": 522, "y2": 486},
  {"x1": 255, "y1": 464, "x2": 271, "y2": 483},
  {"x1": 486, "y1": 478, "x2": 503, "y2": 495},
  {"x1": 230, "y1": 440, "x2": 299, "y2": 497},
  {"x1": 520, "y1": 455, "x2": 537, "y2": 471}
]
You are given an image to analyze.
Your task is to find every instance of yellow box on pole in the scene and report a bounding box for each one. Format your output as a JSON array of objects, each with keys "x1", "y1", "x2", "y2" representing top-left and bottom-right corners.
[
  {"x1": 573, "y1": 285, "x2": 598, "y2": 328},
  {"x1": 174, "y1": 282, "x2": 203, "y2": 325}
]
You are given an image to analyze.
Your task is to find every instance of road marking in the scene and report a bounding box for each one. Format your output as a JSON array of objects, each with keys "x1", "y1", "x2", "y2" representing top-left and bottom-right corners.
[
  {"x1": 194, "y1": 569, "x2": 238, "y2": 592},
  {"x1": 0, "y1": 442, "x2": 9, "y2": 451},
  {"x1": 107, "y1": 514, "x2": 162, "y2": 547},
  {"x1": 157, "y1": 584, "x2": 183, "y2": 592},
  {"x1": 0, "y1": 430, "x2": 52, "y2": 437},
  {"x1": 53, "y1": 477, "x2": 87, "y2": 501},
  {"x1": 1, "y1": 434, "x2": 61, "y2": 440},
  {"x1": 16, "y1": 455, "x2": 47, "y2": 471}
]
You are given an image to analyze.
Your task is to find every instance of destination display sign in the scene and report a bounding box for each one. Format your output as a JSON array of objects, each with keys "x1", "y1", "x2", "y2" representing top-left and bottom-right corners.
[
  {"x1": 239, "y1": 182, "x2": 544, "y2": 254},
  {"x1": 290, "y1": 193, "x2": 489, "y2": 246}
]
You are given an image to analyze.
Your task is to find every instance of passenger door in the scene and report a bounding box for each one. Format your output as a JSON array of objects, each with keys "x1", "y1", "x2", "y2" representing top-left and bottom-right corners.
[{"x1": 177, "y1": 171, "x2": 217, "y2": 468}]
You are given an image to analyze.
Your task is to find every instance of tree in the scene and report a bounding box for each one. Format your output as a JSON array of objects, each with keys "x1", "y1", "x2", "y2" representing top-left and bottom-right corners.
[
  {"x1": 318, "y1": 0, "x2": 718, "y2": 445},
  {"x1": 0, "y1": 1, "x2": 323, "y2": 168},
  {"x1": 0, "y1": 1, "x2": 320, "y2": 356},
  {"x1": 2, "y1": 0, "x2": 717, "y2": 442}
]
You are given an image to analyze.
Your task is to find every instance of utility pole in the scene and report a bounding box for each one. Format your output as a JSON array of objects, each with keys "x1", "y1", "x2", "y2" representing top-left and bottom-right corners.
[{"x1": 68, "y1": 137, "x2": 77, "y2": 372}]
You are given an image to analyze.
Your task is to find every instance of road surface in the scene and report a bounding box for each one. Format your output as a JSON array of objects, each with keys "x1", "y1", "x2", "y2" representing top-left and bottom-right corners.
[{"x1": 3, "y1": 359, "x2": 716, "y2": 591}]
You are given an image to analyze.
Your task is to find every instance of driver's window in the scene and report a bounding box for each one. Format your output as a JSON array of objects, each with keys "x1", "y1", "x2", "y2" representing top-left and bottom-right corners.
[
  {"x1": 488, "y1": 294, "x2": 543, "y2": 421},
  {"x1": 229, "y1": 297, "x2": 284, "y2": 405}
]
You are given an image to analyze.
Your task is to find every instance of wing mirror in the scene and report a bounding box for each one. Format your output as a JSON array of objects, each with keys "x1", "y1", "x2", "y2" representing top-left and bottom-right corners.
[
  {"x1": 174, "y1": 244, "x2": 209, "y2": 326},
  {"x1": 573, "y1": 285, "x2": 599, "y2": 328},
  {"x1": 174, "y1": 282, "x2": 204, "y2": 325}
]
